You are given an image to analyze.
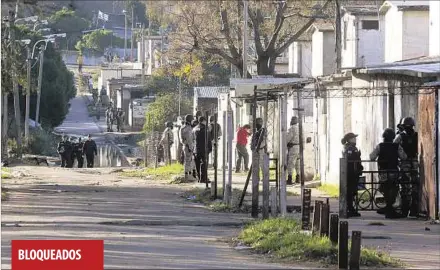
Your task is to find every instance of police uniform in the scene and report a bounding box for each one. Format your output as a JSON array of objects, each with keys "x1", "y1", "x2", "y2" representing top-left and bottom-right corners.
[
  {"x1": 286, "y1": 124, "x2": 300, "y2": 184},
  {"x1": 180, "y1": 122, "x2": 195, "y2": 180},
  {"x1": 208, "y1": 121, "x2": 222, "y2": 167},
  {"x1": 394, "y1": 130, "x2": 419, "y2": 217},
  {"x1": 341, "y1": 134, "x2": 363, "y2": 217},
  {"x1": 57, "y1": 138, "x2": 68, "y2": 167},
  {"x1": 106, "y1": 107, "x2": 113, "y2": 132},
  {"x1": 74, "y1": 139, "x2": 85, "y2": 168},
  {"x1": 193, "y1": 122, "x2": 211, "y2": 183},
  {"x1": 160, "y1": 127, "x2": 174, "y2": 164},
  {"x1": 251, "y1": 126, "x2": 267, "y2": 173},
  {"x1": 64, "y1": 139, "x2": 74, "y2": 168},
  {"x1": 370, "y1": 141, "x2": 407, "y2": 218}
]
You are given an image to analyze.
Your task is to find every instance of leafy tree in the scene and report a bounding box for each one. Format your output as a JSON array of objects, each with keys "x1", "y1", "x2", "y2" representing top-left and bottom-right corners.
[
  {"x1": 48, "y1": 7, "x2": 91, "y2": 50},
  {"x1": 144, "y1": 94, "x2": 192, "y2": 132},
  {"x1": 75, "y1": 29, "x2": 130, "y2": 53},
  {"x1": 148, "y1": 0, "x2": 332, "y2": 76}
]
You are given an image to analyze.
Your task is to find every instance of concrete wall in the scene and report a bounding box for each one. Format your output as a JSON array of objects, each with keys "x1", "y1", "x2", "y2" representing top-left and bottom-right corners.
[
  {"x1": 384, "y1": 5, "x2": 403, "y2": 63},
  {"x1": 99, "y1": 69, "x2": 142, "y2": 91},
  {"x1": 323, "y1": 32, "x2": 336, "y2": 76},
  {"x1": 61, "y1": 50, "x2": 105, "y2": 66},
  {"x1": 289, "y1": 41, "x2": 313, "y2": 77},
  {"x1": 357, "y1": 15, "x2": 385, "y2": 66},
  {"x1": 342, "y1": 13, "x2": 357, "y2": 68},
  {"x1": 430, "y1": 1, "x2": 440, "y2": 56},
  {"x1": 312, "y1": 31, "x2": 324, "y2": 77},
  {"x1": 402, "y1": 11, "x2": 430, "y2": 60}
]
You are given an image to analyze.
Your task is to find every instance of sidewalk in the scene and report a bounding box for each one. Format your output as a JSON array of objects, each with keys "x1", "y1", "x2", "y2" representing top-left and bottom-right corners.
[{"x1": 195, "y1": 171, "x2": 440, "y2": 269}]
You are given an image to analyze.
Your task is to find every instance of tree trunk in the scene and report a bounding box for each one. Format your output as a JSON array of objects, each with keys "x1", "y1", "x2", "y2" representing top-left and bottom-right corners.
[
  {"x1": 256, "y1": 55, "x2": 275, "y2": 75},
  {"x1": 1, "y1": 93, "x2": 8, "y2": 158}
]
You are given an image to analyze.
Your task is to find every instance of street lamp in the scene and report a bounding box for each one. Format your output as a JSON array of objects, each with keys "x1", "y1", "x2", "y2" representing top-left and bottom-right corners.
[{"x1": 123, "y1": 10, "x2": 127, "y2": 60}]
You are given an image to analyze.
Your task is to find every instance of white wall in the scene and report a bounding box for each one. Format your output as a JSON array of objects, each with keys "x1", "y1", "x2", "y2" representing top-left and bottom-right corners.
[
  {"x1": 402, "y1": 10, "x2": 430, "y2": 60},
  {"x1": 357, "y1": 15, "x2": 385, "y2": 66},
  {"x1": 289, "y1": 41, "x2": 313, "y2": 77},
  {"x1": 430, "y1": 1, "x2": 440, "y2": 56},
  {"x1": 342, "y1": 13, "x2": 356, "y2": 68},
  {"x1": 384, "y1": 6, "x2": 403, "y2": 62},
  {"x1": 99, "y1": 69, "x2": 142, "y2": 92},
  {"x1": 312, "y1": 31, "x2": 324, "y2": 77}
]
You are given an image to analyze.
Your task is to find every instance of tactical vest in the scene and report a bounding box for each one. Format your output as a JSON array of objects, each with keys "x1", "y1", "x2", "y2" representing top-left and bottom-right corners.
[
  {"x1": 378, "y1": 143, "x2": 399, "y2": 170},
  {"x1": 401, "y1": 131, "x2": 418, "y2": 158}
]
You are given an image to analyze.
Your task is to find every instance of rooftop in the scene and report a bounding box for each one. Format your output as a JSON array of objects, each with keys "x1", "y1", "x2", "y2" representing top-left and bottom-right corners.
[
  {"x1": 194, "y1": 86, "x2": 229, "y2": 99},
  {"x1": 342, "y1": 5, "x2": 380, "y2": 16},
  {"x1": 380, "y1": 1, "x2": 430, "y2": 13},
  {"x1": 230, "y1": 77, "x2": 312, "y2": 98}
]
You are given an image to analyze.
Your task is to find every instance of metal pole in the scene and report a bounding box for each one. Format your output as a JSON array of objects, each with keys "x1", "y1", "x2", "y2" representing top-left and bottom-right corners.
[
  {"x1": 222, "y1": 111, "x2": 227, "y2": 199},
  {"x1": 141, "y1": 24, "x2": 145, "y2": 89},
  {"x1": 279, "y1": 88, "x2": 287, "y2": 216},
  {"x1": 131, "y1": 6, "x2": 134, "y2": 62},
  {"x1": 124, "y1": 12, "x2": 127, "y2": 60},
  {"x1": 24, "y1": 45, "x2": 31, "y2": 142},
  {"x1": 214, "y1": 113, "x2": 218, "y2": 199},
  {"x1": 226, "y1": 108, "x2": 233, "y2": 205},
  {"x1": 242, "y1": 0, "x2": 248, "y2": 78},
  {"x1": 297, "y1": 89, "x2": 306, "y2": 202},
  {"x1": 35, "y1": 47, "x2": 44, "y2": 124},
  {"x1": 335, "y1": 0, "x2": 342, "y2": 73},
  {"x1": 178, "y1": 77, "x2": 182, "y2": 116}
]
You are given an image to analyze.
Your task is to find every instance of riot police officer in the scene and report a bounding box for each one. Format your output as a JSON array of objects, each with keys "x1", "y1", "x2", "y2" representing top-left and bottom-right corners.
[
  {"x1": 341, "y1": 132, "x2": 363, "y2": 218},
  {"x1": 370, "y1": 128, "x2": 407, "y2": 219},
  {"x1": 251, "y1": 118, "x2": 267, "y2": 174},
  {"x1": 193, "y1": 116, "x2": 211, "y2": 183},
  {"x1": 74, "y1": 138, "x2": 85, "y2": 168},
  {"x1": 160, "y1": 122, "x2": 174, "y2": 165},
  {"x1": 286, "y1": 116, "x2": 300, "y2": 185},
  {"x1": 106, "y1": 106, "x2": 113, "y2": 132},
  {"x1": 180, "y1": 114, "x2": 196, "y2": 181},
  {"x1": 57, "y1": 135, "x2": 68, "y2": 167},
  {"x1": 393, "y1": 117, "x2": 419, "y2": 217}
]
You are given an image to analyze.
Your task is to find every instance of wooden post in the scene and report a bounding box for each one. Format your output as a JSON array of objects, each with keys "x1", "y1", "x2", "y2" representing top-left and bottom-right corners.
[
  {"x1": 279, "y1": 88, "x2": 288, "y2": 216},
  {"x1": 167, "y1": 132, "x2": 171, "y2": 166},
  {"x1": 204, "y1": 111, "x2": 209, "y2": 188},
  {"x1": 338, "y1": 221, "x2": 349, "y2": 269},
  {"x1": 301, "y1": 188, "x2": 312, "y2": 230},
  {"x1": 213, "y1": 112, "x2": 218, "y2": 199},
  {"x1": 349, "y1": 231, "x2": 362, "y2": 270},
  {"x1": 262, "y1": 153, "x2": 270, "y2": 219},
  {"x1": 226, "y1": 109, "x2": 233, "y2": 205},
  {"x1": 296, "y1": 89, "x2": 305, "y2": 201},
  {"x1": 330, "y1": 214, "x2": 339, "y2": 245},
  {"x1": 222, "y1": 111, "x2": 227, "y2": 199},
  {"x1": 312, "y1": 200, "x2": 323, "y2": 234},
  {"x1": 320, "y1": 203, "x2": 330, "y2": 237},
  {"x1": 251, "y1": 89, "x2": 259, "y2": 218},
  {"x1": 339, "y1": 157, "x2": 348, "y2": 218},
  {"x1": 270, "y1": 186, "x2": 278, "y2": 217}
]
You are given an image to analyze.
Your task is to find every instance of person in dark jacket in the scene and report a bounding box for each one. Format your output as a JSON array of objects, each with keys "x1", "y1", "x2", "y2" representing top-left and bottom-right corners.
[
  {"x1": 208, "y1": 115, "x2": 222, "y2": 168},
  {"x1": 192, "y1": 116, "x2": 211, "y2": 183},
  {"x1": 341, "y1": 132, "x2": 364, "y2": 218},
  {"x1": 57, "y1": 135, "x2": 69, "y2": 167},
  {"x1": 67, "y1": 137, "x2": 75, "y2": 168},
  {"x1": 83, "y1": 134, "x2": 98, "y2": 168},
  {"x1": 74, "y1": 138, "x2": 85, "y2": 168},
  {"x1": 370, "y1": 128, "x2": 407, "y2": 219}
]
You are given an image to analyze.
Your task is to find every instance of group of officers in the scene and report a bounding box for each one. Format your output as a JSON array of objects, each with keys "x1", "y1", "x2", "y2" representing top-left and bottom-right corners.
[
  {"x1": 159, "y1": 111, "x2": 222, "y2": 183},
  {"x1": 342, "y1": 117, "x2": 419, "y2": 219},
  {"x1": 57, "y1": 134, "x2": 98, "y2": 168},
  {"x1": 105, "y1": 104, "x2": 126, "y2": 133}
]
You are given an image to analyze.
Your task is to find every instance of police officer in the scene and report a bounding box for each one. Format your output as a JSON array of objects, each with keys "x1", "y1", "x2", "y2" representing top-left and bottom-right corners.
[
  {"x1": 74, "y1": 138, "x2": 85, "y2": 168},
  {"x1": 393, "y1": 117, "x2": 419, "y2": 217},
  {"x1": 341, "y1": 132, "x2": 363, "y2": 218},
  {"x1": 370, "y1": 128, "x2": 407, "y2": 219},
  {"x1": 83, "y1": 134, "x2": 98, "y2": 168},
  {"x1": 116, "y1": 108, "x2": 122, "y2": 132},
  {"x1": 180, "y1": 114, "x2": 196, "y2": 181},
  {"x1": 68, "y1": 137, "x2": 76, "y2": 168},
  {"x1": 396, "y1": 118, "x2": 405, "y2": 135},
  {"x1": 177, "y1": 116, "x2": 185, "y2": 165},
  {"x1": 251, "y1": 118, "x2": 267, "y2": 174},
  {"x1": 193, "y1": 116, "x2": 211, "y2": 183},
  {"x1": 286, "y1": 116, "x2": 300, "y2": 185},
  {"x1": 119, "y1": 109, "x2": 125, "y2": 132},
  {"x1": 208, "y1": 115, "x2": 222, "y2": 167},
  {"x1": 57, "y1": 135, "x2": 68, "y2": 167},
  {"x1": 160, "y1": 122, "x2": 174, "y2": 165},
  {"x1": 106, "y1": 106, "x2": 113, "y2": 132}
]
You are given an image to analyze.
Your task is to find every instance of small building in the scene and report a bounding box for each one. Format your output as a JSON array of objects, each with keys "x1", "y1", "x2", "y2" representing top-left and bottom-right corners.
[
  {"x1": 307, "y1": 21, "x2": 336, "y2": 77},
  {"x1": 429, "y1": 0, "x2": 440, "y2": 57},
  {"x1": 288, "y1": 34, "x2": 313, "y2": 77},
  {"x1": 129, "y1": 96, "x2": 156, "y2": 131},
  {"x1": 341, "y1": 5, "x2": 385, "y2": 68},
  {"x1": 193, "y1": 86, "x2": 229, "y2": 115},
  {"x1": 380, "y1": 0, "x2": 430, "y2": 63}
]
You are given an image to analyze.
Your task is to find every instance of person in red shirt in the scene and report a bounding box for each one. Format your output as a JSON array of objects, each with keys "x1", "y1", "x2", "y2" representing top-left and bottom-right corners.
[{"x1": 236, "y1": 124, "x2": 251, "y2": 173}]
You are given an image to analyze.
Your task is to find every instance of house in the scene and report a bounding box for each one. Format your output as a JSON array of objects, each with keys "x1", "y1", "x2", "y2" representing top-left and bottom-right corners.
[
  {"x1": 308, "y1": 22, "x2": 336, "y2": 77},
  {"x1": 129, "y1": 96, "x2": 156, "y2": 131},
  {"x1": 429, "y1": 0, "x2": 440, "y2": 56},
  {"x1": 288, "y1": 34, "x2": 313, "y2": 77},
  {"x1": 193, "y1": 86, "x2": 229, "y2": 115},
  {"x1": 341, "y1": 5, "x2": 385, "y2": 68},
  {"x1": 380, "y1": 0, "x2": 430, "y2": 63},
  {"x1": 98, "y1": 64, "x2": 143, "y2": 95}
]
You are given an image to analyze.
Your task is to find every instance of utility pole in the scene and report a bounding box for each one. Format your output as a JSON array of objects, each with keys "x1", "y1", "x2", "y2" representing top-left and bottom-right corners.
[
  {"x1": 335, "y1": 0, "x2": 342, "y2": 73},
  {"x1": 10, "y1": 10, "x2": 23, "y2": 158},
  {"x1": 178, "y1": 76, "x2": 182, "y2": 116},
  {"x1": 242, "y1": 0, "x2": 248, "y2": 78},
  {"x1": 35, "y1": 46, "x2": 44, "y2": 124},
  {"x1": 141, "y1": 23, "x2": 145, "y2": 90},
  {"x1": 124, "y1": 10, "x2": 127, "y2": 60},
  {"x1": 24, "y1": 45, "x2": 31, "y2": 143},
  {"x1": 296, "y1": 90, "x2": 306, "y2": 204},
  {"x1": 131, "y1": 6, "x2": 134, "y2": 62}
]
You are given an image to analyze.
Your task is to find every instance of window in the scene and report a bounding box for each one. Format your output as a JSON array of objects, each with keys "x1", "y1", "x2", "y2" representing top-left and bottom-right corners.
[{"x1": 362, "y1": 20, "x2": 379, "y2": 30}]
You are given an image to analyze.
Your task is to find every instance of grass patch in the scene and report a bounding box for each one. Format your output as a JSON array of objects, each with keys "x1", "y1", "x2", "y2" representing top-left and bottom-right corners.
[
  {"x1": 121, "y1": 163, "x2": 184, "y2": 180},
  {"x1": 237, "y1": 218, "x2": 402, "y2": 268},
  {"x1": 1, "y1": 168, "x2": 12, "y2": 179},
  {"x1": 317, "y1": 184, "x2": 339, "y2": 198},
  {"x1": 1, "y1": 190, "x2": 8, "y2": 201},
  {"x1": 287, "y1": 190, "x2": 299, "y2": 196}
]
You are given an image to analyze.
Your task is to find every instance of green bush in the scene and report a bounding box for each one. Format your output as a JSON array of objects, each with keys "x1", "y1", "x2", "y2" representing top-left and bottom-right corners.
[{"x1": 24, "y1": 129, "x2": 60, "y2": 157}]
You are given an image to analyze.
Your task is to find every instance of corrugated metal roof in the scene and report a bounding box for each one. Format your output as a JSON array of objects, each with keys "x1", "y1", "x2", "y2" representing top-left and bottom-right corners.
[
  {"x1": 380, "y1": 0, "x2": 430, "y2": 13},
  {"x1": 423, "y1": 81, "x2": 440, "y2": 87},
  {"x1": 355, "y1": 62, "x2": 440, "y2": 77},
  {"x1": 194, "y1": 86, "x2": 229, "y2": 98},
  {"x1": 343, "y1": 5, "x2": 380, "y2": 15}
]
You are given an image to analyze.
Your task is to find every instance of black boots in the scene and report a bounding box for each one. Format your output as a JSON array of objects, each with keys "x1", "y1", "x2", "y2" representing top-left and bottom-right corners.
[
  {"x1": 287, "y1": 175, "x2": 293, "y2": 185},
  {"x1": 295, "y1": 174, "x2": 300, "y2": 184}
]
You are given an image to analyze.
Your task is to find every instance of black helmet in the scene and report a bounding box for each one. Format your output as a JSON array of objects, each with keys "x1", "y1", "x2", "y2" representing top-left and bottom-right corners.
[
  {"x1": 166, "y1": 121, "x2": 173, "y2": 128},
  {"x1": 382, "y1": 128, "x2": 396, "y2": 141},
  {"x1": 341, "y1": 132, "x2": 358, "y2": 145},
  {"x1": 209, "y1": 115, "x2": 215, "y2": 122},
  {"x1": 184, "y1": 114, "x2": 193, "y2": 123},
  {"x1": 402, "y1": 117, "x2": 415, "y2": 127},
  {"x1": 195, "y1": 111, "x2": 203, "y2": 118}
]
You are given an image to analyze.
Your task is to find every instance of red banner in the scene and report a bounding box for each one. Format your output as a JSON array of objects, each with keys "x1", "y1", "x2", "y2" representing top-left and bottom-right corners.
[{"x1": 11, "y1": 240, "x2": 104, "y2": 270}]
